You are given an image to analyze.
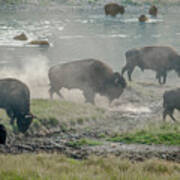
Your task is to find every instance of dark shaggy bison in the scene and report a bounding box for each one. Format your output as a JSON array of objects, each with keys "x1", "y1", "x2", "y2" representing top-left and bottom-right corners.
[
  {"x1": 48, "y1": 59, "x2": 126, "y2": 104},
  {"x1": 0, "y1": 78, "x2": 33, "y2": 133},
  {"x1": 149, "y1": 5, "x2": 158, "y2": 16},
  {"x1": 104, "y1": 3, "x2": 125, "y2": 17},
  {"x1": 0, "y1": 124, "x2": 6, "y2": 144},
  {"x1": 122, "y1": 46, "x2": 180, "y2": 84},
  {"x1": 163, "y1": 88, "x2": 180, "y2": 122}
]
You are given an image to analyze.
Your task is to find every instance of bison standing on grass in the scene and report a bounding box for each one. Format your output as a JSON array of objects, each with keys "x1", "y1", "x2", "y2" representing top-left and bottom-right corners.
[
  {"x1": 122, "y1": 46, "x2": 180, "y2": 84},
  {"x1": 48, "y1": 59, "x2": 126, "y2": 104},
  {"x1": 163, "y1": 88, "x2": 180, "y2": 122},
  {"x1": 0, "y1": 78, "x2": 33, "y2": 133},
  {"x1": 104, "y1": 3, "x2": 125, "y2": 17}
]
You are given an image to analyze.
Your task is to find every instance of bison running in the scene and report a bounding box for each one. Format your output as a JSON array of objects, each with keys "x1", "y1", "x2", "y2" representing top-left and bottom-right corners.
[
  {"x1": 0, "y1": 124, "x2": 6, "y2": 144},
  {"x1": 104, "y1": 3, "x2": 125, "y2": 17},
  {"x1": 163, "y1": 88, "x2": 180, "y2": 122},
  {"x1": 0, "y1": 78, "x2": 33, "y2": 133},
  {"x1": 48, "y1": 59, "x2": 126, "y2": 104},
  {"x1": 122, "y1": 46, "x2": 180, "y2": 84}
]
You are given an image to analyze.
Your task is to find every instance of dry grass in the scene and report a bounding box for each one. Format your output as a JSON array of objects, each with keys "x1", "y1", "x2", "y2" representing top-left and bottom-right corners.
[{"x1": 0, "y1": 154, "x2": 180, "y2": 180}]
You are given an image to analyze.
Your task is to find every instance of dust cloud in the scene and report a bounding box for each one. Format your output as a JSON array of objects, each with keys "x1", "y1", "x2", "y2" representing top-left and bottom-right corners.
[{"x1": 0, "y1": 55, "x2": 50, "y2": 99}]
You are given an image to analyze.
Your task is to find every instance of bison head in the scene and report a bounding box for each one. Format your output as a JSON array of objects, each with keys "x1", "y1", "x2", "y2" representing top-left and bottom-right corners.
[
  {"x1": 103, "y1": 72, "x2": 126, "y2": 101},
  {"x1": 17, "y1": 114, "x2": 33, "y2": 133}
]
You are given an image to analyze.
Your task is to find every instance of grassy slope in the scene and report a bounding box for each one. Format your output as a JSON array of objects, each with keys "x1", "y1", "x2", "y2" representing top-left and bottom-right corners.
[
  {"x1": 0, "y1": 99, "x2": 180, "y2": 146},
  {"x1": 0, "y1": 154, "x2": 180, "y2": 180}
]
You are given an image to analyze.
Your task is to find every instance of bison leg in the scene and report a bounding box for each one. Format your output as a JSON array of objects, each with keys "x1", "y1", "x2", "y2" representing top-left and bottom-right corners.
[
  {"x1": 49, "y1": 87, "x2": 62, "y2": 99},
  {"x1": 84, "y1": 90, "x2": 95, "y2": 104},
  {"x1": 49, "y1": 87, "x2": 55, "y2": 99},
  {"x1": 162, "y1": 72, "x2": 167, "y2": 84},
  {"x1": 163, "y1": 108, "x2": 176, "y2": 122},
  {"x1": 6, "y1": 109, "x2": 15, "y2": 125},
  {"x1": 127, "y1": 67, "x2": 134, "y2": 81},
  {"x1": 121, "y1": 65, "x2": 134, "y2": 81},
  {"x1": 121, "y1": 65, "x2": 128, "y2": 76},
  {"x1": 157, "y1": 71, "x2": 167, "y2": 84}
]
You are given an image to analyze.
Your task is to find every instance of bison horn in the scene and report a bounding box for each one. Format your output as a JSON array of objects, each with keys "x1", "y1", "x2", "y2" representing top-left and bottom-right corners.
[
  {"x1": 25, "y1": 114, "x2": 37, "y2": 119},
  {"x1": 25, "y1": 114, "x2": 33, "y2": 118}
]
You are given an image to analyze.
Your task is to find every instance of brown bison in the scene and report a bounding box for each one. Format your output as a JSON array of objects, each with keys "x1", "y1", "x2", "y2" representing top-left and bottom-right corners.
[
  {"x1": 138, "y1": 15, "x2": 148, "y2": 22},
  {"x1": 0, "y1": 78, "x2": 33, "y2": 133},
  {"x1": 0, "y1": 124, "x2": 6, "y2": 144},
  {"x1": 104, "y1": 3, "x2": 125, "y2": 17},
  {"x1": 48, "y1": 59, "x2": 126, "y2": 104},
  {"x1": 163, "y1": 88, "x2": 180, "y2": 122},
  {"x1": 121, "y1": 46, "x2": 180, "y2": 84},
  {"x1": 149, "y1": 5, "x2": 158, "y2": 16}
]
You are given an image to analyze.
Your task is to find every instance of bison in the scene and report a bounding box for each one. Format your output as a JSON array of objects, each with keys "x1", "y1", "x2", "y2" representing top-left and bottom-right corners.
[
  {"x1": 0, "y1": 78, "x2": 33, "y2": 133},
  {"x1": 121, "y1": 46, "x2": 180, "y2": 84},
  {"x1": 0, "y1": 124, "x2": 6, "y2": 144},
  {"x1": 138, "y1": 15, "x2": 148, "y2": 22},
  {"x1": 163, "y1": 88, "x2": 180, "y2": 122},
  {"x1": 149, "y1": 5, "x2": 158, "y2": 16},
  {"x1": 104, "y1": 3, "x2": 125, "y2": 17},
  {"x1": 48, "y1": 59, "x2": 126, "y2": 104}
]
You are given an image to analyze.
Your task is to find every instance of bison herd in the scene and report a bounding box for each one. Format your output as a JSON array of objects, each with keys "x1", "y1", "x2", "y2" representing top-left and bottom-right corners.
[
  {"x1": 0, "y1": 3, "x2": 178, "y2": 145},
  {"x1": 0, "y1": 45, "x2": 180, "y2": 144},
  {"x1": 104, "y1": 3, "x2": 158, "y2": 22}
]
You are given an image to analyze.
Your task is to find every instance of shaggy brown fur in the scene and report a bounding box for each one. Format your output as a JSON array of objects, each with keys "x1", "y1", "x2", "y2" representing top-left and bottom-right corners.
[
  {"x1": 163, "y1": 88, "x2": 180, "y2": 122},
  {"x1": 48, "y1": 59, "x2": 126, "y2": 103},
  {"x1": 0, "y1": 78, "x2": 33, "y2": 133},
  {"x1": 122, "y1": 46, "x2": 180, "y2": 84},
  {"x1": 104, "y1": 3, "x2": 125, "y2": 17}
]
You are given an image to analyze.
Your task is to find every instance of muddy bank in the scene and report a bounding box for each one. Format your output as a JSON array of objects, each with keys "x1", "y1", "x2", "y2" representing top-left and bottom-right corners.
[{"x1": 0, "y1": 132, "x2": 179, "y2": 162}]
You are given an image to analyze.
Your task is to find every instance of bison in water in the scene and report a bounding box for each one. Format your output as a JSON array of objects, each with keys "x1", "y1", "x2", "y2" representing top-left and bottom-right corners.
[
  {"x1": 48, "y1": 59, "x2": 126, "y2": 104},
  {"x1": 122, "y1": 46, "x2": 180, "y2": 84},
  {"x1": 149, "y1": 5, "x2": 158, "y2": 16},
  {"x1": 104, "y1": 3, "x2": 125, "y2": 17},
  {"x1": 0, "y1": 124, "x2": 6, "y2": 144},
  {"x1": 0, "y1": 78, "x2": 33, "y2": 133},
  {"x1": 163, "y1": 88, "x2": 180, "y2": 122}
]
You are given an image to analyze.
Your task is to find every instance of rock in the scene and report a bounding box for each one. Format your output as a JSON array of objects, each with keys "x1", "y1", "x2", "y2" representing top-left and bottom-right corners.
[
  {"x1": 14, "y1": 33, "x2": 28, "y2": 41},
  {"x1": 28, "y1": 40, "x2": 50, "y2": 46},
  {"x1": 138, "y1": 15, "x2": 148, "y2": 22}
]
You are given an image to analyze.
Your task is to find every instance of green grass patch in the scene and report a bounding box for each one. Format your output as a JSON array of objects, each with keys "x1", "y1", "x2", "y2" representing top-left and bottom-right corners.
[
  {"x1": 67, "y1": 138, "x2": 103, "y2": 148},
  {"x1": 108, "y1": 123, "x2": 180, "y2": 145}
]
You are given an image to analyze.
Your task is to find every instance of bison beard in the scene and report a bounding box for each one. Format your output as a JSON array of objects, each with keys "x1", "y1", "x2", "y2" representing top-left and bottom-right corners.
[{"x1": 17, "y1": 115, "x2": 33, "y2": 133}]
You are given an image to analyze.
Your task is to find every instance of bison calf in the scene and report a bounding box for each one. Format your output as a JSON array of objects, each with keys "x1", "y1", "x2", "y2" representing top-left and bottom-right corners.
[
  {"x1": 122, "y1": 46, "x2": 180, "y2": 84},
  {"x1": 163, "y1": 88, "x2": 180, "y2": 122},
  {"x1": 0, "y1": 78, "x2": 34, "y2": 133},
  {"x1": 0, "y1": 124, "x2": 6, "y2": 144},
  {"x1": 48, "y1": 59, "x2": 126, "y2": 104}
]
